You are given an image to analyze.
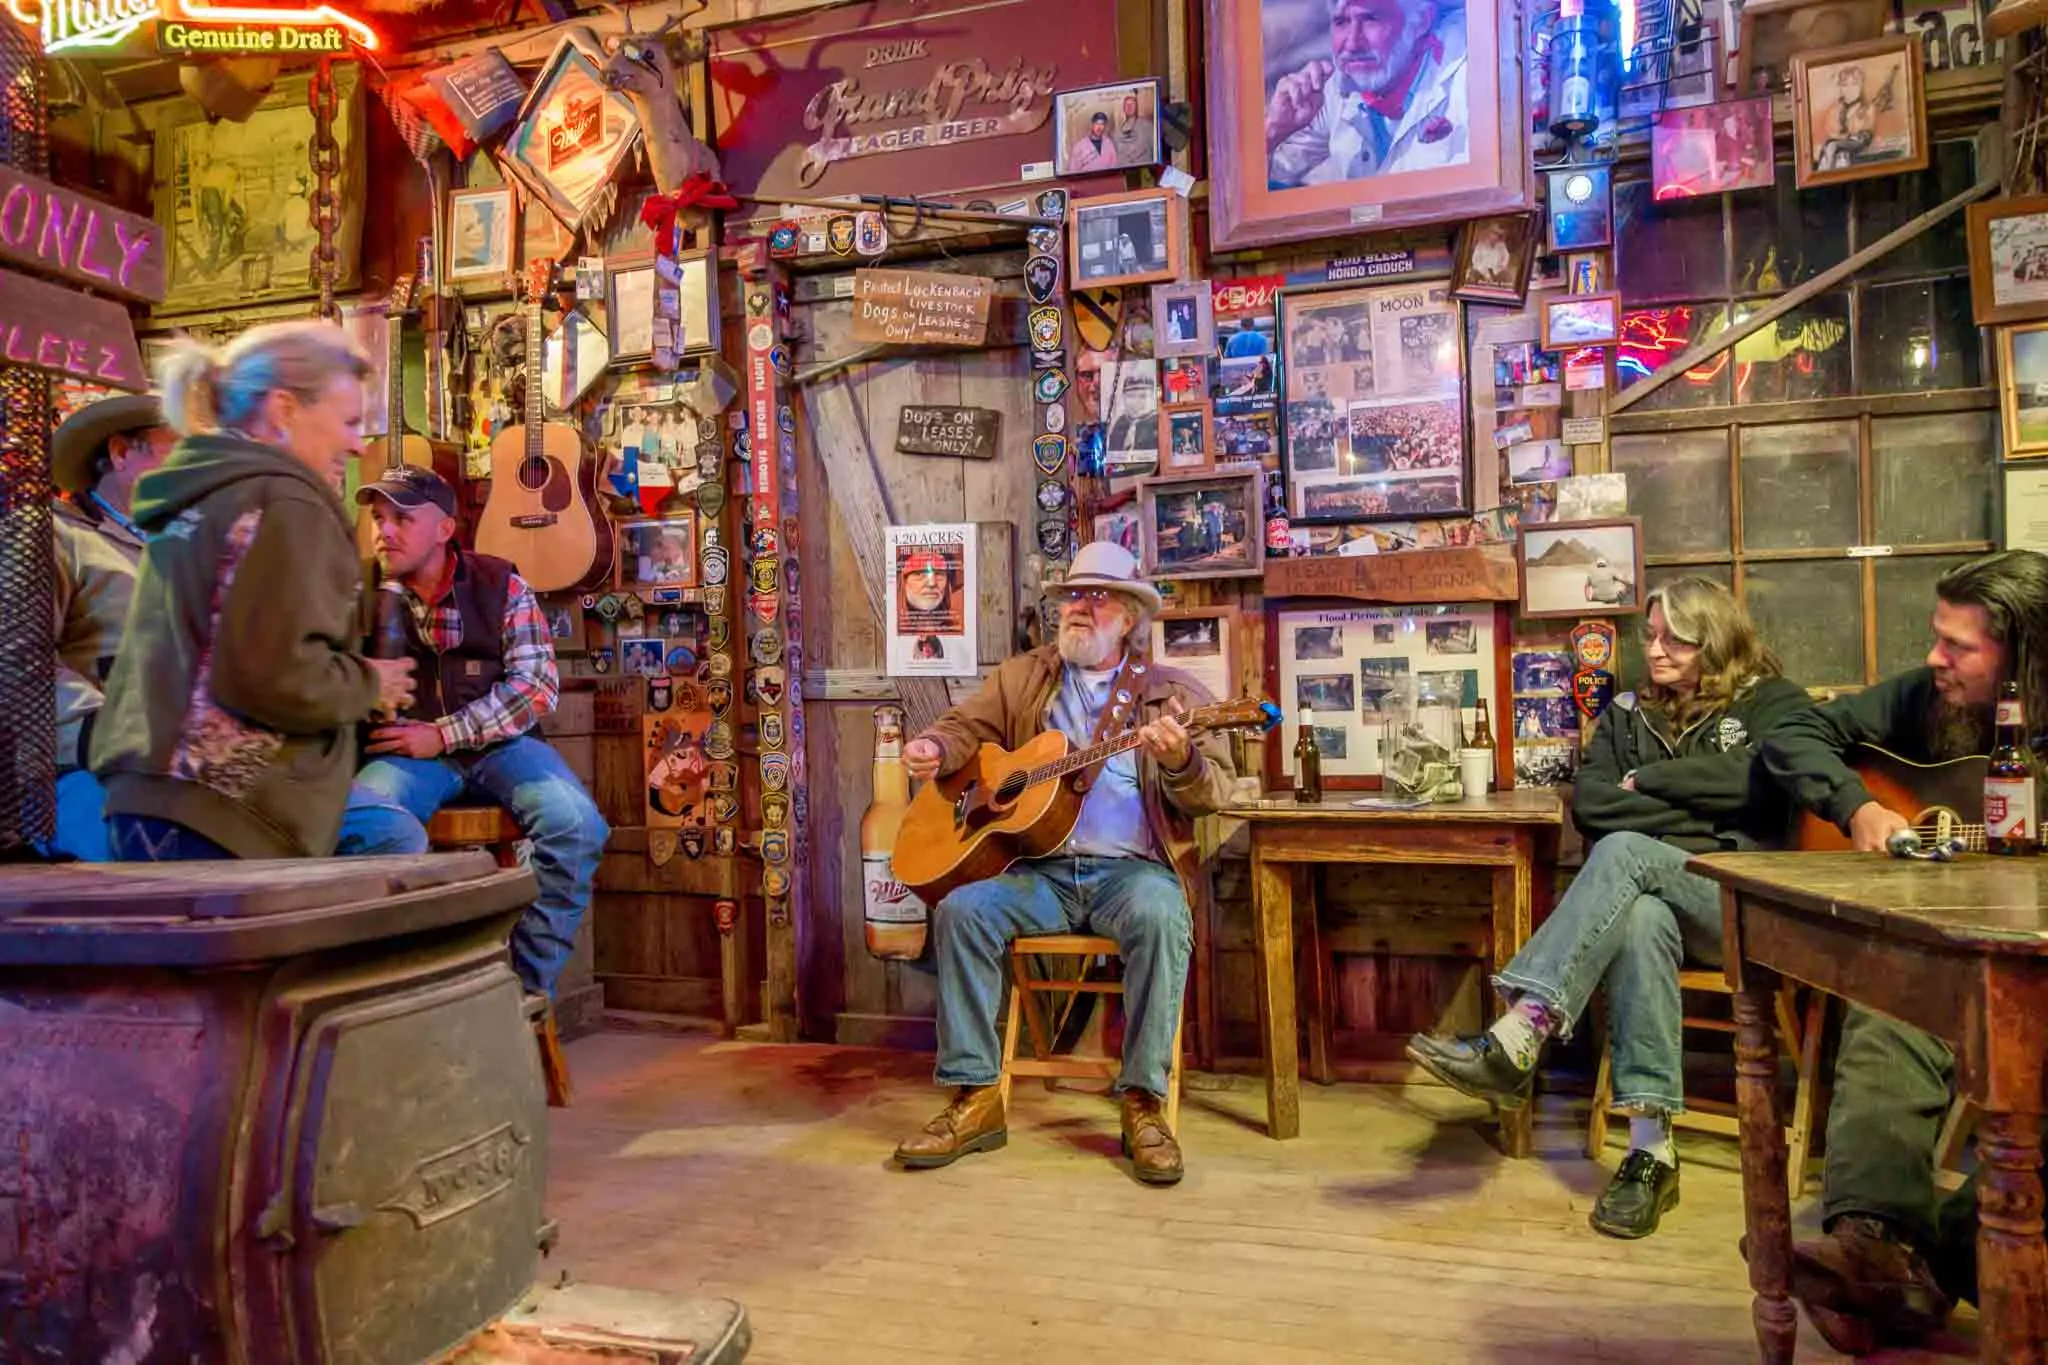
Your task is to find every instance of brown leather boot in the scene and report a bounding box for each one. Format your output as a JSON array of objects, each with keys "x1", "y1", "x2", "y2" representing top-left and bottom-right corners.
[
  {"x1": 1788, "y1": 1215, "x2": 1954, "y2": 1349},
  {"x1": 894, "y1": 1085, "x2": 1007, "y2": 1169},
  {"x1": 1119, "y1": 1090, "x2": 1183, "y2": 1186}
]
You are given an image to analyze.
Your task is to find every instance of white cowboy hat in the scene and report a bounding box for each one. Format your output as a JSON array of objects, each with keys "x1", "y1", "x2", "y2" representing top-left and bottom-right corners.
[{"x1": 1052, "y1": 540, "x2": 1163, "y2": 615}]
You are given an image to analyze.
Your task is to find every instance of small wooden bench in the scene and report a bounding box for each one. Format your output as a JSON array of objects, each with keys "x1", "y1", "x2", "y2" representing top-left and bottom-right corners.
[{"x1": 427, "y1": 805, "x2": 571, "y2": 1108}]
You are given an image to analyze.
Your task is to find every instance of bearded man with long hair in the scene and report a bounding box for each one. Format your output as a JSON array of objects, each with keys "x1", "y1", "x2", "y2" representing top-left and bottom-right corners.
[
  {"x1": 1407, "y1": 577, "x2": 1814, "y2": 1238},
  {"x1": 890, "y1": 543, "x2": 1236, "y2": 1186},
  {"x1": 1761, "y1": 548, "x2": 2048, "y2": 1353}
]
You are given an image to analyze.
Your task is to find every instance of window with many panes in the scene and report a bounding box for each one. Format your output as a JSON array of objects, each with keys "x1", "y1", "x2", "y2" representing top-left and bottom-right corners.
[{"x1": 1607, "y1": 141, "x2": 1997, "y2": 691}]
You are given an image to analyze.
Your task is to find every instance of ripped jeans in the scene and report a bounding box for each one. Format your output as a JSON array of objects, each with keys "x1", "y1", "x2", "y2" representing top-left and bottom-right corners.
[{"x1": 1492, "y1": 830, "x2": 1725, "y2": 1116}]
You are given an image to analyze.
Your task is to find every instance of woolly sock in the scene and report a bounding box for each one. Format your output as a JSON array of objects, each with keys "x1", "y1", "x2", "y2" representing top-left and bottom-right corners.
[
  {"x1": 1485, "y1": 997, "x2": 1554, "y2": 1071},
  {"x1": 1628, "y1": 1113, "x2": 1677, "y2": 1166}
]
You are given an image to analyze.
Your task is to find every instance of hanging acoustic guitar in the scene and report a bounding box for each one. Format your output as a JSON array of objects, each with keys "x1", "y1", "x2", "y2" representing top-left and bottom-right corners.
[
  {"x1": 891, "y1": 695, "x2": 1280, "y2": 903},
  {"x1": 475, "y1": 257, "x2": 613, "y2": 592}
]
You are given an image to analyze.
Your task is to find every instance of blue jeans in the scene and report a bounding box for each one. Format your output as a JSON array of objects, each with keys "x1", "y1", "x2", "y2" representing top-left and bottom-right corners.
[
  {"x1": 933, "y1": 855, "x2": 1191, "y2": 1098},
  {"x1": 339, "y1": 735, "x2": 609, "y2": 997},
  {"x1": 107, "y1": 813, "x2": 233, "y2": 861},
  {"x1": 51, "y1": 769, "x2": 111, "y2": 861},
  {"x1": 1493, "y1": 830, "x2": 1724, "y2": 1116}
]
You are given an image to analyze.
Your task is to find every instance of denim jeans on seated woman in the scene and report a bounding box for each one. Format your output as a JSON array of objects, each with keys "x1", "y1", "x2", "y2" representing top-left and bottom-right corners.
[
  {"x1": 1492, "y1": 830, "x2": 1725, "y2": 1116},
  {"x1": 106, "y1": 813, "x2": 234, "y2": 861}
]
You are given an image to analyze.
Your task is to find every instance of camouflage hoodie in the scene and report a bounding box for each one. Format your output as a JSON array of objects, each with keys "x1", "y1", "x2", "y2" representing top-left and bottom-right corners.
[{"x1": 90, "y1": 432, "x2": 379, "y2": 857}]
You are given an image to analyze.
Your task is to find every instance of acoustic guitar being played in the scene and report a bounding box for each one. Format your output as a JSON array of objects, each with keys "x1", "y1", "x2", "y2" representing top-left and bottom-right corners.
[
  {"x1": 891, "y1": 695, "x2": 1281, "y2": 904},
  {"x1": 475, "y1": 258, "x2": 613, "y2": 593},
  {"x1": 1793, "y1": 744, "x2": 1988, "y2": 854}
]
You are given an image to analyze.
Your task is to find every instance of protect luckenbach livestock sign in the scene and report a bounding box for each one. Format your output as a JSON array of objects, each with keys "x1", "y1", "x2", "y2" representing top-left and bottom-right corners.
[
  {"x1": 895, "y1": 405, "x2": 999, "y2": 459},
  {"x1": 851, "y1": 268, "x2": 991, "y2": 346},
  {"x1": 0, "y1": 266, "x2": 149, "y2": 391}
]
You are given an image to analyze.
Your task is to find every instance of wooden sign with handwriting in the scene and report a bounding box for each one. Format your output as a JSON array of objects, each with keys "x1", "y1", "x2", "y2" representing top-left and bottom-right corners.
[
  {"x1": 1264, "y1": 543, "x2": 1522, "y2": 604},
  {"x1": 0, "y1": 267, "x2": 147, "y2": 391},
  {"x1": 896, "y1": 405, "x2": 1000, "y2": 460},
  {"x1": 852, "y1": 268, "x2": 991, "y2": 347},
  {"x1": 0, "y1": 166, "x2": 164, "y2": 304}
]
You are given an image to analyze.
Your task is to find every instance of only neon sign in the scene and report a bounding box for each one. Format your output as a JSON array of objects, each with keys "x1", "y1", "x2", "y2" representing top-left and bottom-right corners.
[{"x1": 8, "y1": 0, "x2": 376, "y2": 55}]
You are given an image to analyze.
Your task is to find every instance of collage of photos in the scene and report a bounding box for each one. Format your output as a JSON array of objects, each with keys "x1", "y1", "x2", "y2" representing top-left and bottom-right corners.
[
  {"x1": 1279, "y1": 281, "x2": 1466, "y2": 523},
  {"x1": 1276, "y1": 605, "x2": 1498, "y2": 780},
  {"x1": 1511, "y1": 647, "x2": 1580, "y2": 786}
]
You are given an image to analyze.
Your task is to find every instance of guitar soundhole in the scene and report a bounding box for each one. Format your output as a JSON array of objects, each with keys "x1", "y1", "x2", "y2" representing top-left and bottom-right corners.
[
  {"x1": 519, "y1": 454, "x2": 552, "y2": 492},
  {"x1": 994, "y1": 772, "x2": 1028, "y2": 807}
]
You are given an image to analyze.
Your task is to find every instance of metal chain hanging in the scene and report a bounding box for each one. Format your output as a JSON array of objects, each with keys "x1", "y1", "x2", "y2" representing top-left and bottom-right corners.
[{"x1": 308, "y1": 59, "x2": 343, "y2": 322}]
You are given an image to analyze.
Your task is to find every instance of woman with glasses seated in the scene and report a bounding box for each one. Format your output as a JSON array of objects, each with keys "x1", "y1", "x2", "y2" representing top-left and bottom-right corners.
[{"x1": 1405, "y1": 577, "x2": 1813, "y2": 1239}]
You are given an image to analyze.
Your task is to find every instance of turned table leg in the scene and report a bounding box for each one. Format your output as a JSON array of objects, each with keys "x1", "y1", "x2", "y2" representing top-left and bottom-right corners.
[
  {"x1": 1977, "y1": 1095, "x2": 2048, "y2": 1363},
  {"x1": 1492, "y1": 855, "x2": 1534, "y2": 1159},
  {"x1": 1251, "y1": 843, "x2": 1300, "y2": 1140},
  {"x1": 1731, "y1": 959, "x2": 1798, "y2": 1365}
]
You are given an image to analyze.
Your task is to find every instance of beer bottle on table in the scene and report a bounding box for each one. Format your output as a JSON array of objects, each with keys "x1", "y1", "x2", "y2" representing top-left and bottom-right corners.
[
  {"x1": 1470, "y1": 699, "x2": 1496, "y2": 750},
  {"x1": 1987, "y1": 680, "x2": 2038, "y2": 856},
  {"x1": 863, "y1": 705, "x2": 930, "y2": 959},
  {"x1": 1293, "y1": 705, "x2": 1324, "y2": 805}
]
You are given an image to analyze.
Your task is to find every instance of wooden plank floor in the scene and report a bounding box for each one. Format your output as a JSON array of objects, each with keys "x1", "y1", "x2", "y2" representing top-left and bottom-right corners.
[{"x1": 544, "y1": 1033, "x2": 1979, "y2": 1364}]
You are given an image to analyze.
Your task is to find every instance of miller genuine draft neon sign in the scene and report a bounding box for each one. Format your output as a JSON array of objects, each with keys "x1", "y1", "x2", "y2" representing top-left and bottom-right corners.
[{"x1": 8, "y1": 0, "x2": 376, "y2": 56}]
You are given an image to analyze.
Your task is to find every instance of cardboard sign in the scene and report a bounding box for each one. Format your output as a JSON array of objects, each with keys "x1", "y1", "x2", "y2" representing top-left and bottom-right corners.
[
  {"x1": 896, "y1": 405, "x2": 1000, "y2": 460},
  {"x1": 852, "y1": 269, "x2": 991, "y2": 346},
  {"x1": 0, "y1": 267, "x2": 147, "y2": 390},
  {"x1": 0, "y1": 166, "x2": 164, "y2": 303},
  {"x1": 1264, "y1": 543, "x2": 1521, "y2": 604}
]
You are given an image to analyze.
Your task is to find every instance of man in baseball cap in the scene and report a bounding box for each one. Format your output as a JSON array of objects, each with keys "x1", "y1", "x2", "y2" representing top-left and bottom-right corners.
[
  {"x1": 45, "y1": 393, "x2": 174, "y2": 860},
  {"x1": 892, "y1": 540, "x2": 1231, "y2": 1186}
]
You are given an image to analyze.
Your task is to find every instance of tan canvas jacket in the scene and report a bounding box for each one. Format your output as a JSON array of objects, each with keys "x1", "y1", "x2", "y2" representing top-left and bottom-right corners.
[{"x1": 917, "y1": 642, "x2": 1236, "y2": 907}]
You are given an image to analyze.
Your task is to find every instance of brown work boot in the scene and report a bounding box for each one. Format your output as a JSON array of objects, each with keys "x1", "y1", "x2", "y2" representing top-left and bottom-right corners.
[
  {"x1": 894, "y1": 1085, "x2": 1007, "y2": 1169},
  {"x1": 1788, "y1": 1215, "x2": 1954, "y2": 1349},
  {"x1": 1119, "y1": 1090, "x2": 1184, "y2": 1186}
]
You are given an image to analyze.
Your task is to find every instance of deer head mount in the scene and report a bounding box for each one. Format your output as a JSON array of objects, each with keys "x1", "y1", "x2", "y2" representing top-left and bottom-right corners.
[{"x1": 600, "y1": 2, "x2": 721, "y2": 195}]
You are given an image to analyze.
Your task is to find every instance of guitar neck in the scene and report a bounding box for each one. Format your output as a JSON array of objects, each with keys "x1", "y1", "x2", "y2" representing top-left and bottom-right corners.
[
  {"x1": 525, "y1": 299, "x2": 545, "y2": 453},
  {"x1": 386, "y1": 306, "x2": 405, "y2": 455},
  {"x1": 1025, "y1": 722, "x2": 1216, "y2": 790}
]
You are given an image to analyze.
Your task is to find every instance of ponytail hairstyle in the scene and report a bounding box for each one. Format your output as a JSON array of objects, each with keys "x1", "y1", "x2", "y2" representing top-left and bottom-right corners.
[
  {"x1": 1639, "y1": 576, "x2": 1782, "y2": 732},
  {"x1": 156, "y1": 320, "x2": 372, "y2": 438}
]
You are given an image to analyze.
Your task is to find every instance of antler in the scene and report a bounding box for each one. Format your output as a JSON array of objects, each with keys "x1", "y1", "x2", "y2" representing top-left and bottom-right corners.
[{"x1": 598, "y1": 0, "x2": 686, "y2": 44}]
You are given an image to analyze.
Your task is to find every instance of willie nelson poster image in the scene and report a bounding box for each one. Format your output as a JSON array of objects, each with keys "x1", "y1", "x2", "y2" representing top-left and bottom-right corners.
[{"x1": 885, "y1": 523, "x2": 979, "y2": 678}]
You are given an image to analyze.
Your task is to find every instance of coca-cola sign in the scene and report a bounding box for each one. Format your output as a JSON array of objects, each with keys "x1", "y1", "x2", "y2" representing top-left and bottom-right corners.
[{"x1": 712, "y1": 0, "x2": 1121, "y2": 203}]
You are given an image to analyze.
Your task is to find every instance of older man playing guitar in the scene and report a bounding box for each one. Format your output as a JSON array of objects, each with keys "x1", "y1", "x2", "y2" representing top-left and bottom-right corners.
[{"x1": 892, "y1": 542, "x2": 1238, "y2": 1185}]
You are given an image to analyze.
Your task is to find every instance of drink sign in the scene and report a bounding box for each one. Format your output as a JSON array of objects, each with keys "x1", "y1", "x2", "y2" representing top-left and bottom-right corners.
[
  {"x1": 0, "y1": 266, "x2": 148, "y2": 391},
  {"x1": 851, "y1": 268, "x2": 991, "y2": 347},
  {"x1": 895, "y1": 405, "x2": 1000, "y2": 460}
]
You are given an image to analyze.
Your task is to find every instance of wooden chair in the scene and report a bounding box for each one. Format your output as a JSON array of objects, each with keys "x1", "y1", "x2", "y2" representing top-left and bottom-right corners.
[
  {"x1": 1586, "y1": 972, "x2": 1825, "y2": 1195},
  {"x1": 426, "y1": 805, "x2": 572, "y2": 1109},
  {"x1": 999, "y1": 934, "x2": 1184, "y2": 1130}
]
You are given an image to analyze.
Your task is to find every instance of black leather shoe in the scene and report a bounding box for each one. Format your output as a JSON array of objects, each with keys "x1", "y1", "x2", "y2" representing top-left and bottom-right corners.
[
  {"x1": 1403, "y1": 1031, "x2": 1536, "y2": 1110},
  {"x1": 1589, "y1": 1149, "x2": 1680, "y2": 1239}
]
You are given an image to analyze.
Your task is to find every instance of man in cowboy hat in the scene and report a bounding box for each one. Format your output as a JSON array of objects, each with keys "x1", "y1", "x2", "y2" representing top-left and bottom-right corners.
[
  {"x1": 893, "y1": 541, "x2": 1237, "y2": 1185},
  {"x1": 46, "y1": 393, "x2": 174, "y2": 860}
]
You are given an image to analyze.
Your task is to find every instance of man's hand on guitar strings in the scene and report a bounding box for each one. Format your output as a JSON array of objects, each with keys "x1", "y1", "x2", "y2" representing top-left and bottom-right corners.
[
  {"x1": 1849, "y1": 800, "x2": 1911, "y2": 853},
  {"x1": 1139, "y1": 698, "x2": 1195, "y2": 773}
]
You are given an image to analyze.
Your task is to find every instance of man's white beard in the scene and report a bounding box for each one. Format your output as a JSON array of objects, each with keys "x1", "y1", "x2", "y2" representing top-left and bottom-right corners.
[
  {"x1": 1346, "y1": 16, "x2": 1429, "y2": 96},
  {"x1": 1058, "y1": 619, "x2": 1127, "y2": 670}
]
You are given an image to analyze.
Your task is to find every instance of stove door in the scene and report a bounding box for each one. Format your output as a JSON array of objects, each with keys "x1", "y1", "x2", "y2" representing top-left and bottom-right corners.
[{"x1": 280, "y1": 954, "x2": 547, "y2": 1365}]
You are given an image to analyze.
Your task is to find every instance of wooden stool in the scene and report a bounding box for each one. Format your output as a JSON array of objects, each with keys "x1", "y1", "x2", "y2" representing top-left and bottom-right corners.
[
  {"x1": 1586, "y1": 971, "x2": 1824, "y2": 1195},
  {"x1": 998, "y1": 934, "x2": 1184, "y2": 1130},
  {"x1": 427, "y1": 805, "x2": 571, "y2": 1109}
]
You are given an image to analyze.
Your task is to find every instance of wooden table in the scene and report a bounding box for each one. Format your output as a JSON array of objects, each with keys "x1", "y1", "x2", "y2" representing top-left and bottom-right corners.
[
  {"x1": 1227, "y1": 791, "x2": 1565, "y2": 1152},
  {"x1": 1692, "y1": 851, "x2": 2048, "y2": 1365}
]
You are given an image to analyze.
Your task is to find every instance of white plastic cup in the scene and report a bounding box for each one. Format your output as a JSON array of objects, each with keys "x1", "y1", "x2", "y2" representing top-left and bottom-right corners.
[{"x1": 1459, "y1": 748, "x2": 1493, "y2": 798}]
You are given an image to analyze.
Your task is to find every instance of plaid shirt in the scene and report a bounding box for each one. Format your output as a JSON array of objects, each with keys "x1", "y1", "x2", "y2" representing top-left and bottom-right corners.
[{"x1": 402, "y1": 568, "x2": 559, "y2": 752}]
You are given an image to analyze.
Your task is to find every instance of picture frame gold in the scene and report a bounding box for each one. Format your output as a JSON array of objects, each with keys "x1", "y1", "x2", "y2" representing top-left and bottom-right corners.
[
  {"x1": 1789, "y1": 36, "x2": 1929, "y2": 190},
  {"x1": 1450, "y1": 213, "x2": 1540, "y2": 305},
  {"x1": 1999, "y1": 321, "x2": 2048, "y2": 459},
  {"x1": 1968, "y1": 195, "x2": 2048, "y2": 327},
  {"x1": 1068, "y1": 189, "x2": 1186, "y2": 291},
  {"x1": 1159, "y1": 401, "x2": 1215, "y2": 474},
  {"x1": 1517, "y1": 516, "x2": 1645, "y2": 619},
  {"x1": 1539, "y1": 290, "x2": 1622, "y2": 349},
  {"x1": 1138, "y1": 467, "x2": 1265, "y2": 582}
]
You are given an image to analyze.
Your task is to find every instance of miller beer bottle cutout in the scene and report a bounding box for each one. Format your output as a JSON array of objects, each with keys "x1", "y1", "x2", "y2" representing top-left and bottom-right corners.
[
  {"x1": 864, "y1": 704, "x2": 930, "y2": 958},
  {"x1": 1293, "y1": 705, "x2": 1324, "y2": 805},
  {"x1": 1986, "y1": 680, "x2": 2038, "y2": 856}
]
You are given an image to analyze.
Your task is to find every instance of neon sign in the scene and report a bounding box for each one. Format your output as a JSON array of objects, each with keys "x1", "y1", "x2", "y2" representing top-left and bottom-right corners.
[{"x1": 8, "y1": 0, "x2": 375, "y2": 54}]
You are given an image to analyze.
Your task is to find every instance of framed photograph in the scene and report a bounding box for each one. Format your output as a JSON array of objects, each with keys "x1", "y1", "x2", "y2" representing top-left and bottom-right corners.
[
  {"x1": 672, "y1": 247, "x2": 723, "y2": 357},
  {"x1": 1069, "y1": 190, "x2": 1185, "y2": 291},
  {"x1": 1139, "y1": 468, "x2": 1265, "y2": 580},
  {"x1": 1517, "y1": 516, "x2": 1645, "y2": 618},
  {"x1": 1204, "y1": 0, "x2": 1532, "y2": 251},
  {"x1": 1967, "y1": 195, "x2": 2048, "y2": 326},
  {"x1": 498, "y1": 29, "x2": 643, "y2": 233},
  {"x1": 542, "y1": 597, "x2": 586, "y2": 651},
  {"x1": 1151, "y1": 606, "x2": 1241, "y2": 702},
  {"x1": 1790, "y1": 37, "x2": 1928, "y2": 189},
  {"x1": 1737, "y1": 0, "x2": 1891, "y2": 93},
  {"x1": 1102, "y1": 359, "x2": 1162, "y2": 477},
  {"x1": 1278, "y1": 280, "x2": 1466, "y2": 523},
  {"x1": 447, "y1": 186, "x2": 516, "y2": 286},
  {"x1": 619, "y1": 636, "x2": 668, "y2": 677},
  {"x1": 1540, "y1": 290, "x2": 1622, "y2": 349},
  {"x1": 1999, "y1": 322, "x2": 2048, "y2": 459},
  {"x1": 618, "y1": 514, "x2": 700, "y2": 591},
  {"x1": 152, "y1": 66, "x2": 365, "y2": 317},
  {"x1": 1545, "y1": 165, "x2": 1613, "y2": 252},
  {"x1": 2006, "y1": 462, "x2": 2048, "y2": 550},
  {"x1": 1160, "y1": 402, "x2": 1214, "y2": 474},
  {"x1": 1153, "y1": 281, "x2": 1217, "y2": 358},
  {"x1": 604, "y1": 252, "x2": 656, "y2": 367},
  {"x1": 1094, "y1": 508, "x2": 1141, "y2": 555},
  {"x1": 1054, "y1": 78, "x2": 1163, "y2": 176},
  {"x1": 1450, "y1": 213, "x2": 1540, "y2": 305},
  {"x1": 1650, "y1": 97, "x2": 1777, "y2": 200}
]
